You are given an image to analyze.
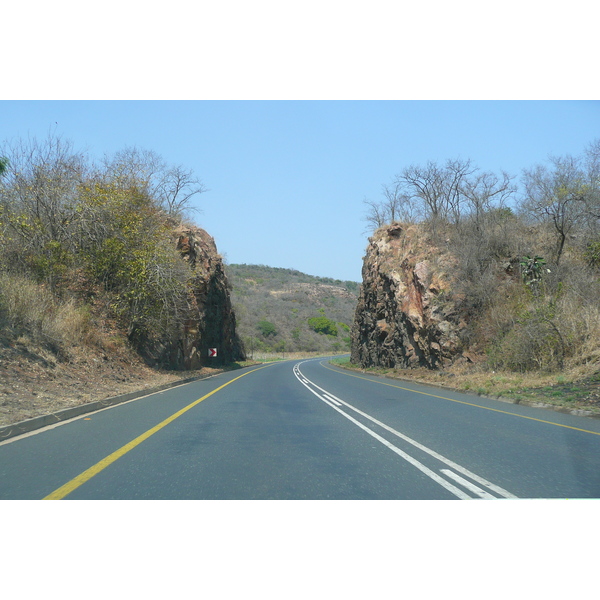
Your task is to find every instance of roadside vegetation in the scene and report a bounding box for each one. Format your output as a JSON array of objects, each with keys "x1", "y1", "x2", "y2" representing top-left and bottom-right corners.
[
  {"x1": 0, "y1": 134, "x2": 258, "y2": 426},
  {"x1": 331, "y1": 357, "x2": 600, "y2": 416},
  {"x1": 0, "y1": 134, "x2": 206, "y2": 365},
  {"x1": 360, "y1": 140, "x2": 600, "y2": 411},
  {"x1": 0, "y1": 134, "x2": 355, "y2": 425}
]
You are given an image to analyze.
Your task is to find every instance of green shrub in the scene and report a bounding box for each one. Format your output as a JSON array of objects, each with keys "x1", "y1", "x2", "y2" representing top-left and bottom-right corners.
[
  {"x1": 584, "y1": 240, "x2": 600, "y2": 268},
  {"x1": 307, "y1": 316, "x2": 338, "y2": 336},
  {"x1": 257, "y1": 320, "x2": 277, "y2": 337}
]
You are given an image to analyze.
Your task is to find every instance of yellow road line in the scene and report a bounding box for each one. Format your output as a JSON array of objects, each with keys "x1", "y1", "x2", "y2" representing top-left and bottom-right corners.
[
  {"x1": 321, "y1": 362, "x2": 600, "y2": 437},
  {"x1": 44, "y1": 364, "x2": 275, "y2": 500}
]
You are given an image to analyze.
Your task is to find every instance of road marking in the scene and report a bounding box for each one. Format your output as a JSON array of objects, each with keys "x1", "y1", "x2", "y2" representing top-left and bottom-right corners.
[
  {"x1": 43, "y1": 364, "x2": 275, "y2": 500},
  {"x1": 0, "y1": 371, "x2": 229, "y2": 447},
  {"x1": 322, "y1": 393, "x2": 342, "y2": 406},
  {"x1": 441, "y1": 469, "x2": 495, "y2": 499},
  {"x1": 294, "y1": 371, "x2": 471, "y2": 499},
  {"x1": 326, "y1": 390, "x2": 516, "y2": 498},
  {"x1": 321, "y1": 361, "x2": 600, "y2": 437},
  {"x1": 294, "y1": 361, "x2": 517, "y2": 499}
]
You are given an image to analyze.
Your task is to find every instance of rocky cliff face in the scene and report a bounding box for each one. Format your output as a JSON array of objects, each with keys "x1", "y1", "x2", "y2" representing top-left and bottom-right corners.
[
  {"x1": 351, "y1": 223, "x2": 467, "y2": 369},
  {"x1": 173, "y1": 227, "x2": 245, "y2": 369}
]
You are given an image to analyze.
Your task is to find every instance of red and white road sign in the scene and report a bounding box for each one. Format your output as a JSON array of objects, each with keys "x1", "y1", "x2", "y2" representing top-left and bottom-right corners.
[{"x1": 208, "y1": 348, "x2": 218, "y2": 357}]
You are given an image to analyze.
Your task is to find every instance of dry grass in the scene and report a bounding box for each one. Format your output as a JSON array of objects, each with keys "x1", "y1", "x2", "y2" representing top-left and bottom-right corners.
[
  {"x1": 0, "y1": 273, "x2": 93, "y2": 350},
  {"x1": 333, "y1": 357, "x2": 600, "y2": 416}
]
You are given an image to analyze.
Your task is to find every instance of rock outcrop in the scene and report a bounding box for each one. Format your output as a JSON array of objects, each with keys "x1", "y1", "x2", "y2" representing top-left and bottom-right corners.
[
  {"x1": 351, "y1": 223, "x2": 466, "y2": 369},
  {"x1": 173, "y1": 227, "x2": 245, "y2": 369},
  {"x1": 135, "y1": 226, "x2": 245, "y2": 370}
]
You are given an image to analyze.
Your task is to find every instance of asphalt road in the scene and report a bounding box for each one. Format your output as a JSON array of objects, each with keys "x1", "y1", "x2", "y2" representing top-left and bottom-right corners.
[{"x1": 2, "y1": 357, "x2": 600, "y2": 499}]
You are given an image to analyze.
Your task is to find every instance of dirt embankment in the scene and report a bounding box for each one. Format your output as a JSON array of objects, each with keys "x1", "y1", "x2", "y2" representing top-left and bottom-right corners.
[
  {"x1": 334, "y1": 358, "x2": 600, "y2": 418},
  {"x1": 0, "y1": 224, "x2": 248, "y2": 429},
  {"x1": 0, "y1": 333, "x2": 237, "y2": 428}
]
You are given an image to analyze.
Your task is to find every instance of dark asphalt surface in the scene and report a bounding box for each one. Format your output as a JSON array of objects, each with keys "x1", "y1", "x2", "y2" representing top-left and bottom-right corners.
[{"x1": 2, "y1": 357, "x2": 600, "y2": 499}]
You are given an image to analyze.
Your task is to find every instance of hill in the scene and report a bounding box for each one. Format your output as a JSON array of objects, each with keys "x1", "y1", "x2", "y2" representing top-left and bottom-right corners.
[{"x1": 225, "y1": 264, "x2": 359, "y2": 355}]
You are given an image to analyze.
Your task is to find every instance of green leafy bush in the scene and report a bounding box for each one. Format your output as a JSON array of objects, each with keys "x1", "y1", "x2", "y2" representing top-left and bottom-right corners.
[
  {"x1": 307, "y1": 316, "x2": 338, "y2": 336},
  {"x1": 257, "y1": 320, "x2": 277, "y2": 337},
  {"x1": 584, "y1": 239, "x2": 600, "y2": 268}
]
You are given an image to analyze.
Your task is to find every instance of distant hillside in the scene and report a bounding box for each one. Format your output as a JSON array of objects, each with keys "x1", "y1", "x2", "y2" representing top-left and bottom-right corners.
[{"x1": 225, "y1": 264, "x2": 359, "y2": 355}]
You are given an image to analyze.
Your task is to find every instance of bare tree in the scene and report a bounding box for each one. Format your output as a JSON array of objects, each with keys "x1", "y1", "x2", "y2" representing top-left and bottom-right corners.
[
  {"x1": 393, "y1": 158, "x2": 478, "y2": 228},
  {"x1": 0, "y1": 134, "x2": 89, "y2": 260},
  {"x1": 397, "y1": 160, "x2": 448, "y2": 223},
  {"x1": 365, "y1": 158, "x2": 515, "y2": 235},
  {"x1": 362, "y1": 182, "x2": 417, "y2": 233},
  {"x1": 582, "y1": 139, "x2": 600, "y2": 236},
  {"x1": 444, "y1": 158, "x2": 478, "y2": 224},
  {"x1": 362, "y1": 196, "x2": 388, "y2": 232},
  {"x1": 102, "y1": 147, "x2": 206, "y2": 220},
  {"x1": 382, "y1": 181, "x2": 418, "y2": 222},
  {"x1": 102, "y1": 146, "x2": 165, "y2": 196},
  {"x1": 461, "y1": 169, "x2": 516, "y2": 231},
  {"x1": 522, "y1": 154, "x2": 586, "y2": 265},
  {"x1": 154, "y1": 164, "x2": 207, "y2": 219}
]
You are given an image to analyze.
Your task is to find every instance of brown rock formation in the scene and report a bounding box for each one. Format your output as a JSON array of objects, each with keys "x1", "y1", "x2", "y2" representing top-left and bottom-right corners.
[
  {"x1": 173, "y1": 227, "x2": 245, "y2": 369},
  {"x1": 351, "y1": 223, "x2": 465, "y2": 369},
  {"x1": 136, "y1": 226, "x2": 245, "y2": 369}
]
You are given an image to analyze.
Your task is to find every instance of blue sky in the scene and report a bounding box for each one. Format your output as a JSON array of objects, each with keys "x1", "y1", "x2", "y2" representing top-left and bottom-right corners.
[
  {"x1": 3, "y1": 3, "x2": 598, "y2": 282},
  {"x1": 1, "y1": 100, "x2": 599, "y2": 281}
]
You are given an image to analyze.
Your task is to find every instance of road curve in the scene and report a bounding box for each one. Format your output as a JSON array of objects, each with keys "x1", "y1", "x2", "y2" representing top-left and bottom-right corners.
[{"x1": 1, "y1": 357, "x2": 599, "y2": 499}]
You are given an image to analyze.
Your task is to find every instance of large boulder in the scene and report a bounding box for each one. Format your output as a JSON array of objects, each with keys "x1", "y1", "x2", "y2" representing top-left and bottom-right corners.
[
  {"x1": 174, "y1": 227, "x2": 245, "y2": 369},
  {"x1": 351, "y1": 223, "x2": 466, "y2": 369}
]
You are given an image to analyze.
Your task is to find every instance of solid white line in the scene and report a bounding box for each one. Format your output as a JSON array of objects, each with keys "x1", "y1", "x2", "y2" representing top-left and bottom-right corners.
[
  {"x1": 322, "y1": 393, "x2": 342, "y2": 406},
  {"x1": 300, "y1": 363, "x2": 516, "y2": 499},
  {"x1": 339, "y1": 400, "x2": 517, "y2": 498},
  {"x1": 440, "y1": 469, "x2": 496, "y2": 499},
  {"x1": 0, "y1": 379, "x2": 201, "y2": 447},
  {"x1": 295, "y1": 361, "x2": 517, "y2": 499},
  {"x1": 342, "y1": 402, "x2": 517, "y2": 498},
  {"x1": 292, "y1": 366, "x2": 472, "y2": 499}
]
